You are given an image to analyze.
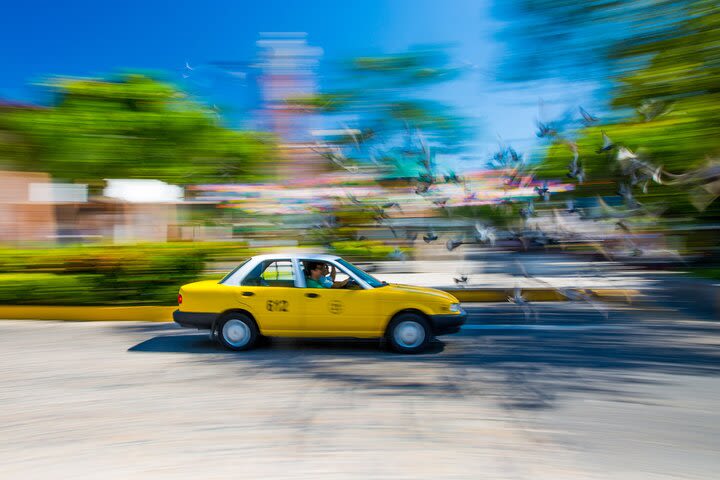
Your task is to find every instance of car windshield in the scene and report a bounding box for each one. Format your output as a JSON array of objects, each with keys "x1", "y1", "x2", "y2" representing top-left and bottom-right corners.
[{"x1": 336, "y1": 259, "x2": 385, "y2": 288}]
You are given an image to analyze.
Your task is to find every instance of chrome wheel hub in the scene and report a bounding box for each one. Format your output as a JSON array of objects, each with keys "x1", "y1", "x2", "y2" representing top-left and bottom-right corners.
[
  {"x1": 223, "y1": 319, "x2": 250, "y2": 347},
  {"x1": 394, "y1": 320, "x2": 425, "y2": 348}
]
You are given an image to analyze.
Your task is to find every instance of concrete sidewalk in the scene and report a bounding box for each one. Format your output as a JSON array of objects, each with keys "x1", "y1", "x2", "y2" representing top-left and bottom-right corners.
[{"x1": 365, "y1": 255, "x2": 662, "y2": 291}]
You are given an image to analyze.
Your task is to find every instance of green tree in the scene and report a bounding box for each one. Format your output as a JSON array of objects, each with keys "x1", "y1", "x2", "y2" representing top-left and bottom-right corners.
[
  {"x1": 287, "y1": 48, "x2": 471, "y2": 174},
  {"x1": 501, "y1": 0, "x2": 720, "y2": 217},
  {"x1": 2, "y1": 74, "x2": 277, "y2": 186},
  {"x1": 493, "y1": 0, "x2": 692, "y2": 83}
]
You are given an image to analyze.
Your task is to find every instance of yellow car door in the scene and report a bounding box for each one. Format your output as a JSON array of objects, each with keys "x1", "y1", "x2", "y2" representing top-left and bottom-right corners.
[
  {"x1": 302, "y1": 287, "x2": 378, "y2": 337},
  {"x1": 234, "y1": 259, "x2": 304, "y2": 335}
]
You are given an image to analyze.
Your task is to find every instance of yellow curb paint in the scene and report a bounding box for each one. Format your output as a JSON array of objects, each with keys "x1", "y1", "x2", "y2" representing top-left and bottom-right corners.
[
  {"x1": 0, "y1": 289, "x2": 640, "y2": 321},
  {"x1": 590, "y1": 289, "x2": 640, "y2": 304},
  {"x1": 448, "y1": 290, "x2": 507, "y2": 302},
  {"x1": 447, "y1": 288, "x2": 640, "y2": 303},
  {"x1": 0, "y1": 306, "x2": 175, "y2": 322}
]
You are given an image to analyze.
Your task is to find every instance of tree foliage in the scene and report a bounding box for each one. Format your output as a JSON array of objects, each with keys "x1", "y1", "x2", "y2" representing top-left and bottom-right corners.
[
  {"x1": 287, "y1": 48, "x2": 471, "y2": 171},
  {"x1": 1, "y1": 74, "x2": 277, "y2": 185},
  {"x1": 508, "y1": 0, "x2": 720, "y2": 217},
  {"x1": 493, "y1": 0, "x2": 694, "y2": 83}
]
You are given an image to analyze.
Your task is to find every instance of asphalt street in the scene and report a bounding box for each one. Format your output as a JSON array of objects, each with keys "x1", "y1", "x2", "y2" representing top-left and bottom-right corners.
[{"x1": 1, "y1": 301, "x2": 719, "y2": 479}]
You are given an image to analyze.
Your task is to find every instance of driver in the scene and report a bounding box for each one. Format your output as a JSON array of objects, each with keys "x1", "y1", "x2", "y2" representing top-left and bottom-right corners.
[{"x1": 304, "y1": 261, "x2": 326, "y2": 289}]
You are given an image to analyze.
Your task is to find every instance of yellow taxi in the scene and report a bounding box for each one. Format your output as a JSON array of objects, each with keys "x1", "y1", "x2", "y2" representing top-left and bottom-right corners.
[{"x1": 174, "y1": 254, "x2": 466, "y2": 353}]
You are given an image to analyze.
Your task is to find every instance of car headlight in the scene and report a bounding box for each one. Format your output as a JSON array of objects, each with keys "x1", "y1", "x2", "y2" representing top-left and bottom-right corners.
[{"x1": 449, "y1": 303, "x2": 461, "y2": 313}]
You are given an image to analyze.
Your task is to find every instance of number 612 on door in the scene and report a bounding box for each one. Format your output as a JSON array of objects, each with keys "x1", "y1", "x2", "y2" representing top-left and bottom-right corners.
[{"x1": 266, "y1": 300, "x2": 288, "y2": 312}]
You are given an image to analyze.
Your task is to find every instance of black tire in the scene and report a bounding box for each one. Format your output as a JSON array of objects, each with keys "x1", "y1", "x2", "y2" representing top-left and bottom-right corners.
[
  {"x1": 217, "y1": 313, "x2": 258, "y2": 351},
  {"x1": 385, "y1": 313, "x2": 432, "y2": 354}
]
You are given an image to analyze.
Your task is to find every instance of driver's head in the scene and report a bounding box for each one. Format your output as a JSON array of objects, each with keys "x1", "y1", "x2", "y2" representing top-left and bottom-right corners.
[{"x1": 305, "y1": 261, "x2": 323, "y2": 280}]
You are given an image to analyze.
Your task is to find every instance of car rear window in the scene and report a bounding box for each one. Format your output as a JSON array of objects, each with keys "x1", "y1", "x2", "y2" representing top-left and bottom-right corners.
[{"x1": 219, "y1": 259, "x2": 250, "y2": 284}]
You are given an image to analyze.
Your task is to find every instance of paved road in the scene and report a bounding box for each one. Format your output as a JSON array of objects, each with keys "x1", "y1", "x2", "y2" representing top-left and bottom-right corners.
[{"x1": 1, "y1": 302, "x2": 719, "y2": 479}]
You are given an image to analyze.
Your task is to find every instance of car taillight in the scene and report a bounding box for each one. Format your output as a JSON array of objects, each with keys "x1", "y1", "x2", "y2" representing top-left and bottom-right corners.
[{"x1": 178, "y1": 293, "x2": 183, "y2": 305}]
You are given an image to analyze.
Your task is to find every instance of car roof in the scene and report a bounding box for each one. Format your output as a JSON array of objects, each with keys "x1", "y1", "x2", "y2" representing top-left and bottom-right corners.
[{"x1": 248, "y1": 253, "x2": 342, "y2": 262}]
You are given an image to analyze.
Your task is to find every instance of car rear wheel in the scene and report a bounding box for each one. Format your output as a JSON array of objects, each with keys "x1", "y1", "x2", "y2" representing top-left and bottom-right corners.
[
  {"x1": 386, "y1": 313, "x2": 431, "y2": 354},
  {"x1": 218, "y1": 314, "x2": 258, "y2": 351}
]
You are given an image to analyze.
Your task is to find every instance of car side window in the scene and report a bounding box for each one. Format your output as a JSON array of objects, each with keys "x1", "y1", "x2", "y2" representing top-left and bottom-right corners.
[{"x1": 256, "y1": 260, "x2": 295, "y2": 288}]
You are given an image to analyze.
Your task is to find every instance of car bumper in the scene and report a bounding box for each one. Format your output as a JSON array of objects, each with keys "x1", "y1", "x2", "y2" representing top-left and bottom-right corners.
[
  {"x1": 173, "y1": 310, "x2": 218, "y2": 330},
  {"x1": 429, "y1": 309, "x2": 467, "y2": 335}
]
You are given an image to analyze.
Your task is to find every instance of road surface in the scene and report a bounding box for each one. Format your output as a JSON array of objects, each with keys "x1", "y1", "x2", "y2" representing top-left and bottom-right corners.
[{"x1": 1, "y1": 301, "x2": 718, "y2": 479}]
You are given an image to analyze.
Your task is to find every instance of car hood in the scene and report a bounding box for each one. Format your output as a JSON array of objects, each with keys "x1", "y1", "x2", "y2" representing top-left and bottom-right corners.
[{"x1": 384, "y1": 283, "x2": 458, "y2": 302}]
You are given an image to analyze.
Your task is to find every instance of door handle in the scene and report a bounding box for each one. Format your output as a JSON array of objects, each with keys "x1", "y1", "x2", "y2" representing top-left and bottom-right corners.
[
  {"x1": 241, "y1": 291, "x2": 254, "y2": 297},
  {"x1": 305, "y1": 293, "x2": 319, "y2": 298}
]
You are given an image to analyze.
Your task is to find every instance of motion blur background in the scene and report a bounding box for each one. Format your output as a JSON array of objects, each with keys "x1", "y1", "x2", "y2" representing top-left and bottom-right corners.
[{"x1": 1, "y1": 0, "x2": 718, "y2": 305}]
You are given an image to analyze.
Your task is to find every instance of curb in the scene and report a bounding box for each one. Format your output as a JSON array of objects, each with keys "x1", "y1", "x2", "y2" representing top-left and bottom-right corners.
[
  {"x1": 0, "y1": 306, "x2": 176, "y2": 322},
  {"x1": 445, "y1": 288, "x2": 639, "y2": 303},
  {"x1": 0, "y1": 288, "x2": 640, "y2": 322}
]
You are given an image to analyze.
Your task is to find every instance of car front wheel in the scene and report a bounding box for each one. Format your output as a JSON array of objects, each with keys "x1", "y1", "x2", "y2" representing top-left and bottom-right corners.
[
  {"x1": 218, "y1": 314, "x2": 258, "y2": 351},
  {"x1": 386, "y1": 313, "x2": 431, "y2": 354}
]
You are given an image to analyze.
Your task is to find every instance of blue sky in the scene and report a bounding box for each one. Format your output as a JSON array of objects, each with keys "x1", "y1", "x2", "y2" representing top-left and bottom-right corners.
[{"x1": 1, "y1": 0, "x2": 599, "y2": 169}]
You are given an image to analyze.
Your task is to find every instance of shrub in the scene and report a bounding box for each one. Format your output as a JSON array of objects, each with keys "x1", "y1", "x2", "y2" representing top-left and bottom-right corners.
[
  {"x1": 0, "y1": 243, "x2": 219, "y2": 305},
  {"x1": 330, "y1": 240, "x2": 407, "y2": 260},
  {"x1": 0, "y1": 273, "x2": 104, "y2": 305}
]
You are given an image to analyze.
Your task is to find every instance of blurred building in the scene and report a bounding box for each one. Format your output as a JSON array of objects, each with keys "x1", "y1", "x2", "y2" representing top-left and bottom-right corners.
[
  {"x1": 0, "y1": 171, "x2": 56, "y2": 242},
  {"x1": 255, "y1": 33, "x2": 328, "y2": 180},
  {"x1": 0, "y1": 171, "x2": 186, "y2": 243}
]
